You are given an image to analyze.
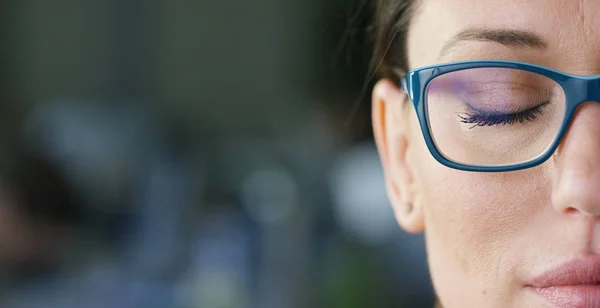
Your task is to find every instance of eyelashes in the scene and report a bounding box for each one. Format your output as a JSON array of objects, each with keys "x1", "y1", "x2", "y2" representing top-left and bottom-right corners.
[{"x1": 457, "y1": 102, "x2": 548, "y2": 129}]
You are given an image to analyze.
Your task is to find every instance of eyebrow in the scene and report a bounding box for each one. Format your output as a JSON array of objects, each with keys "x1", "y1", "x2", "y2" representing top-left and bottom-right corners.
[{"x1": 439, "y1": 28, "x2": 549, "y2": 58}]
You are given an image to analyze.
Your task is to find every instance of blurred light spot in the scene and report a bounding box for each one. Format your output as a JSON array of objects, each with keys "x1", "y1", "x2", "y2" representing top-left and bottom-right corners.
[{"x1": 330, "y1": 143, "x2": 396, "y2": 245}]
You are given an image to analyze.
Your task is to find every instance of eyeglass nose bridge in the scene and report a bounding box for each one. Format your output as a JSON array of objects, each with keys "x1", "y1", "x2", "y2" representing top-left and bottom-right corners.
[
  {"x1": 568, "y1": 75, "x2": 600, "y2": 107},
  {"x1": 547, "y1": 76, "x2": 600, "y2": 159}
]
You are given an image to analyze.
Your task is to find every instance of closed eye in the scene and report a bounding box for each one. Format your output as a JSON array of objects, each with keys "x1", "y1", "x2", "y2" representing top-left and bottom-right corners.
[{"x1": 457, "y1": 102, "x2": 549, "y2": 129}]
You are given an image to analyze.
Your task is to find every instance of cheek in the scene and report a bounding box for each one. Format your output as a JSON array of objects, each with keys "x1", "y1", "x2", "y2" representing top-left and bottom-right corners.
[{"x1": 408, "y1": 125, "x2": 551, "y2": 301}]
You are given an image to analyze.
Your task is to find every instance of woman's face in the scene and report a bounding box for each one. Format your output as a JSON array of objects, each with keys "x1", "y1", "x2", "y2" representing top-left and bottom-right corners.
[{"x1": 373, "y1": 0, "x2": 600, "y2": 307}]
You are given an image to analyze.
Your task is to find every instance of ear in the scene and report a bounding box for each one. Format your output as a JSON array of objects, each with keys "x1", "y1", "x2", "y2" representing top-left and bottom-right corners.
[{"x1": 372, "y1": 79, "x2": 424, "y2": 234}]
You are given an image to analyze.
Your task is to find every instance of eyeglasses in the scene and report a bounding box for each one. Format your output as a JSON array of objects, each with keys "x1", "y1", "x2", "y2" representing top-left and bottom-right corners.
[{"x1": 400, "y1": 60, "x2": 600, "y2": 172}]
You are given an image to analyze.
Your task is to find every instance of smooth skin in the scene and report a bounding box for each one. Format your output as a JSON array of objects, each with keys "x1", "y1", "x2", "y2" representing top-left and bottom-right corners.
[{"x1": 373, "y1": 0, "x2": 600, "y2": 307}]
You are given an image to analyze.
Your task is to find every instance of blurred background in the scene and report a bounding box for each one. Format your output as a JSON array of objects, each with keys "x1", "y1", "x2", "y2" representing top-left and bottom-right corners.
[{"x1": 2, "y1": 0, "x2": 434, "y2": 307}]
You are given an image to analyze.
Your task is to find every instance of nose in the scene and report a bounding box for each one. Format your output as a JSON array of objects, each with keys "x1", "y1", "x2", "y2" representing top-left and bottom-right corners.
[{"x1": 552, "y1": 102, "x2": 600, "y2": 217}]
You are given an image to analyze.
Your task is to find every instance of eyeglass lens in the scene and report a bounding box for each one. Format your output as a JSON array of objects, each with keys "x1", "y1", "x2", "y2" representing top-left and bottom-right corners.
[{"x1": 426, "y1": 67, "x2": 567, "y2": 166}]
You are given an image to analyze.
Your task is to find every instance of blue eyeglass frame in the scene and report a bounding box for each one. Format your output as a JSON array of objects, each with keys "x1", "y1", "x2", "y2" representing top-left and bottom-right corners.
[{"x1": 400, "y1": 59, "x2": 600, "y2": 172}]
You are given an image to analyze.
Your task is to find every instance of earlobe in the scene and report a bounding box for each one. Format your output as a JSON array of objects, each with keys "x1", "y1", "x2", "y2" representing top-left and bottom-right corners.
[{"x1": 372, "y1": 79, "x2": 425, "y2": 234}]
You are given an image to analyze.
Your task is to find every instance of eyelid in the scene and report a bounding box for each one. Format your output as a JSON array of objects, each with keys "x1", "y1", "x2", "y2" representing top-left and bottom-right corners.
[
  {"x1": 466, "y1": 100, "x2": 550, "y2": 116},
  {"x1": 461, "y1": 80, "x2": 552, "y2": 94},
  {"x1": 459, "y1": 87, "x2": 555, "y2": 114}
]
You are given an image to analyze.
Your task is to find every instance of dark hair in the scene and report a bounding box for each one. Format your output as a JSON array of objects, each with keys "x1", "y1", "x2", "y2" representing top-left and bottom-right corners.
[{"x1": 370, "y1": 0, "x2": 417, "y2": 82}]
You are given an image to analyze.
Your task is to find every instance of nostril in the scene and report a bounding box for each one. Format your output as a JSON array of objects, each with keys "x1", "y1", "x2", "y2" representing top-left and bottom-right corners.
[
  {"x1": 563, "y1": 207, "x2": 579, "y2": 216},
  {"x1": 561, "y1": 205, "x2": 600, "y2": 217}
]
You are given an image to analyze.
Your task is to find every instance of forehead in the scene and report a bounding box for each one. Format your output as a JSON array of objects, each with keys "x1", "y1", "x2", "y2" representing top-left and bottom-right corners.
[{"x1": 407, "y1": 0, "x2": 600, "y2": 70}]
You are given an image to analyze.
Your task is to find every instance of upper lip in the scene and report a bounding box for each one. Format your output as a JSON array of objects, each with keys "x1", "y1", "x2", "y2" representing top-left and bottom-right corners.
[{"x1": 529, "y1": 258, "x2": 600, "y2": 288}]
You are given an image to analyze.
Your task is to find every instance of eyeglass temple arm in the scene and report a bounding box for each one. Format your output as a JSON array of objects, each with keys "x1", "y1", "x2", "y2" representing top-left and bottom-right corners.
[{"x1": 400, "y1": 76, "x2": 408, "y2": 93}]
